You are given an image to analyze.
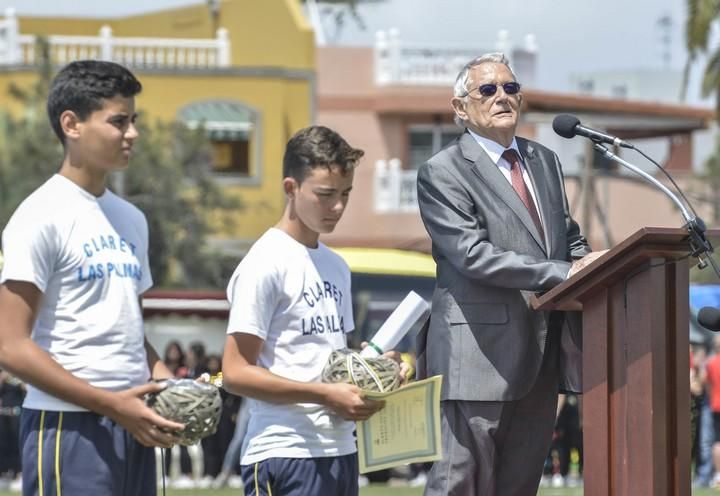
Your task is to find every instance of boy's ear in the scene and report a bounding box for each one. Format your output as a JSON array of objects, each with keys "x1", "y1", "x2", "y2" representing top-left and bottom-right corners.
[
  {"x1": 283, "y1": 177, "x2": 298, "y2": 198},
  {"x1": 59, "y1": 110, "x2": 82, "y2": 141}
]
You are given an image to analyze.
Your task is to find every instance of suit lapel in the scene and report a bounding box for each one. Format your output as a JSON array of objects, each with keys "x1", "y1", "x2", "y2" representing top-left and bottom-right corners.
[{"x1": 459, "y1": 132, "x2": 547, "y2": 254}]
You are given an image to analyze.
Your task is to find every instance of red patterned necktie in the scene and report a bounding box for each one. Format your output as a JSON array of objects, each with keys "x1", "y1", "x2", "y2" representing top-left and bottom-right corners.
[{"x1": 501, "y1": 149, "x2": 544, "y2": 239}]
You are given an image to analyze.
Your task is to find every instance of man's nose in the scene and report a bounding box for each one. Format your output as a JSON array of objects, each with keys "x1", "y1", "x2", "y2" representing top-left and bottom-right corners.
[{"x1": 494, "y1": 87, "x2": 510, "y2": 101}]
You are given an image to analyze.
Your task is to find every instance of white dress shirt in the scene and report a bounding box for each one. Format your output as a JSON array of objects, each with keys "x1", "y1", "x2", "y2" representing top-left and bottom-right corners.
[{"x1": 467, "y1": 129, "x2": 541, "y2": 214}]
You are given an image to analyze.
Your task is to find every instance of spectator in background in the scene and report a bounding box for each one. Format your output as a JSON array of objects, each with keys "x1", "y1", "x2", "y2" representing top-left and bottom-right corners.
[
  {"x1": 206, "y1": 354, "x2": 221, "y2": 378},
  {"x1": 163, "y1": 340, "x2": 188, "y2": 378},
  {"x1": 200, "y1": 354, "x2": 235, "y2": 484},
  {"x1": 158, "y1": 341, "x2": 191, "y2": 485},
  {"x1": 162, "y1": 341, "x2": 211, "y2": 489},
  {"x1": 704, "y1": 335, "x2": 720, "y2": 488},
  {"x1": 694, "y1": 343, "x2": 715, "y2": 488},
  {"x1": 185, "y1": 342, "x2": 209, "y2": 380},
  {"x1": 0, "y1": 369, "x2": 24, "y2": 491}
]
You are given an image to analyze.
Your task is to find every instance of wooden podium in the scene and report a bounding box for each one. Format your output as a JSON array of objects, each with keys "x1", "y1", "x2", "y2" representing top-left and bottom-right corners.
[{"x1": 533, "y1": 227, "x2": 696, "y2": 496}]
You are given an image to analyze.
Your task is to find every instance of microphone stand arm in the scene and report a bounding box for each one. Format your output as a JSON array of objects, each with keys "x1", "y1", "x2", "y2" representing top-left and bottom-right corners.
[{"x1": 593, "y1": 144, "x2": 720, "y2": 276}]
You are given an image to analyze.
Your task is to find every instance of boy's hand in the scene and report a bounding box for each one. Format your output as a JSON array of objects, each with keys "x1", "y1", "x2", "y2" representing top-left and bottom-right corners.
[
  {"x1": 106, "y1": 382, "x2": 185, "y2": 448},
  {"x1": 321, "y1": 382, "x2": 385, "y2": 421}
]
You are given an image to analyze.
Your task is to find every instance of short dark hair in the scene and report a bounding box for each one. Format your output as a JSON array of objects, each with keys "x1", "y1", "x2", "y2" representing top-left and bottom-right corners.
[
  {"x1": 283, "y1": 125, "x2": 364, "y2": 183},
  {"x1": 47, "y1": 60, "x2": 142, "y2": 144}
]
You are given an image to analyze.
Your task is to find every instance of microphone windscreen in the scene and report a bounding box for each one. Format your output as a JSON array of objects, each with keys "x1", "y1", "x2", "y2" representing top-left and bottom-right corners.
[
  {"x1": 698, "y1": 306, "x2": 720, "y2": 332},
  {"x1": 552, "y1": 114, "x2": 581, "y2": 139}
]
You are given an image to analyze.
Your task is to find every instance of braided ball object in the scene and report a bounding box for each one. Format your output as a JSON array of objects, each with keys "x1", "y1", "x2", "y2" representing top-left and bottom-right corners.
[
  {"x1": 145, "y1": 379, "x2": 222, "y2": 445},
  {"x1": 321, "y1": 348, "x2": 401, "y2": 393}
]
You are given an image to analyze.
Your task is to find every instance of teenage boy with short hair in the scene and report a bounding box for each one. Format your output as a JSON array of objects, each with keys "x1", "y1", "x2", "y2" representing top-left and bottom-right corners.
[
  {"x1": 222, "y1": 125, "x2": 386, "y2": 496},
  {"x1": 0, "y1": 60, "x2": 182, "y2": 496}
]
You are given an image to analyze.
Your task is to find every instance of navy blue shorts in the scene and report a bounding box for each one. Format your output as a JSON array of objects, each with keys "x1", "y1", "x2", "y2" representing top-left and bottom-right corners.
[
  {"x1": 241, "y1": 453, "x2": 359, "y2": 496},
  {"x1": 20, "y1": 408, "x2": 156, "y2": 496}
]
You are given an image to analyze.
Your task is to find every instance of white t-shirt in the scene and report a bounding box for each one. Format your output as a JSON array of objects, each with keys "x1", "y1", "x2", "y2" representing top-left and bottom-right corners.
[
  {"x1": 226, "y1": 228, "x2": 356, "y2": 464},
  {"x1": 1, "y1": 174, "x2": 153, "y2": 411}
]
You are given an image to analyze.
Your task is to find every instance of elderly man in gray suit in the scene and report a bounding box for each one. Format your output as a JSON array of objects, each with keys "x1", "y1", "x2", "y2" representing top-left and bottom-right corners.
[{"x1": 416, "y1": 52, "x2": 604, "y2": 496}]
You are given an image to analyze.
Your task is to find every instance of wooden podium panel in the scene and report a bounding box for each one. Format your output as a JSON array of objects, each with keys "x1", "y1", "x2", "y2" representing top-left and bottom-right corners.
[{"x1": 534, "y1": 227, "x2": 695, "y2": 496}]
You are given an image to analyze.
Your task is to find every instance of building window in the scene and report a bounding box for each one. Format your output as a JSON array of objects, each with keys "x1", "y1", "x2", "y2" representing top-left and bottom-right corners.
[
  {"x1": 611, "y1": 84, "x2": 628, "y2": 99},
  {"x1": 211, "y1": 140, "x2": 249, "y2": 174},
  {"x1": 179, "y1": 100, "x2": 260, "y2": 179},
  {"x1": 408, "y1": 125, "x2": 459, "y2": 169},
  {"x1": 578, "y1": 79, "x2": 595, "y2": 94}
]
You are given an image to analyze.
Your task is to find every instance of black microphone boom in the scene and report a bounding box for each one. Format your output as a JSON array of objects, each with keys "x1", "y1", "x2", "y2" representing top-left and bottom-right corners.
[
  {"x1": 552, "y1": 114, "x2": 634, "y2": 149},
  {"x1": 698, "y1": 306, "x2": 720, "y2": 332}
]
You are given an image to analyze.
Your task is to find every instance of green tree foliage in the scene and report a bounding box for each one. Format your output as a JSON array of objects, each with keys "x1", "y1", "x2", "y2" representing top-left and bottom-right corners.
[
  {"x1": 683, "y1": 0, "x2": 720, "y2": 283},
  {"x1": 684, "y1": 0, "x2": 720, "y2": 112},
  {"x1": 0, "y1": 38, "x2": 240, "y2": 289},
  {"x1": 123, "y1": 118, "x2": 240, "y2": 288},
  {"x1": 301, "y1": 0, "x2": 385, "y2": 39}
]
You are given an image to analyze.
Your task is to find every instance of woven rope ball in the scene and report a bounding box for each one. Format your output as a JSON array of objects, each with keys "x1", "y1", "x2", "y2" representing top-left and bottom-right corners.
[
  {"x1": 321, "y1": 348, "x2": 401, "y2": 393},
  {"x1": 145, "y1": 378, "x2": 222, "y2": 445}
]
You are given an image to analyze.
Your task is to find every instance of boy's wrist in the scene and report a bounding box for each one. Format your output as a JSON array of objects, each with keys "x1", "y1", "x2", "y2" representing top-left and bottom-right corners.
[
  {"x1": 91, "y1": 388, "x2": 120, "y2": 419},
  {"x1": 306, "y1": 381, "x2": 330, "y2": 406}
]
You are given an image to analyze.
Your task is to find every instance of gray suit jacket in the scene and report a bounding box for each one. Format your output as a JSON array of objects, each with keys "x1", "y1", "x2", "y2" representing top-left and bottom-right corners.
[{"x1": 416, "y1": 131, "x2": 590, "y2": 401}]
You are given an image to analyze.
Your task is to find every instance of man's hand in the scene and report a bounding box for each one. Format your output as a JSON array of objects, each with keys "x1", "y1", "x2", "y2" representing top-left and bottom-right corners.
[
  {"x1": 321, "y1": 382, "x2": 385, "y2": 421},
  {"x1": 382, "y1": 350, "x2": 411, "y2": 384},
  {"x1": 568, "y1": 250, "x2": 609, "y2": 277},
  {"x1": 105, "y1": 382, "x2": 185, "y2": 448},
  {"x1": 360, "y1": 342, "x2": 411, "y2": 384}
]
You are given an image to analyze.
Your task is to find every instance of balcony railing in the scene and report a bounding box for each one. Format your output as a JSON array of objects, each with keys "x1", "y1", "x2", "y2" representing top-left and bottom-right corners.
[
  {"x1": 374, "y1": 159, "x2": 418, "y2": 213},
  {"x1": 374, "y1": 28, "x2": 538, "y2": 87},
  {"x1": 0, "y1": 8, "x2": 230, "y2": 69}
]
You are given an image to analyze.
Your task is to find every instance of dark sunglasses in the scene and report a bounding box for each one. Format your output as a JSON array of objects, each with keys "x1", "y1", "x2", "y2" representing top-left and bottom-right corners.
[{"x1": 465, "y1": 82, "x2": 521, "y2": 98}]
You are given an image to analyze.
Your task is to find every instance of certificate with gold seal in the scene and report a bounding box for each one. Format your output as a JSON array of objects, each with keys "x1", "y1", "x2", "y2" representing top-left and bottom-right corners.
[{"x1": 356, "y1": 375, "x2": 443, "y2": 474}]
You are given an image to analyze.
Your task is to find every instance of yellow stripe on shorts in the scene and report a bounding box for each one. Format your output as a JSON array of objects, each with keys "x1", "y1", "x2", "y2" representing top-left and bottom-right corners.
[
  {"x1": 37, "y1": 410, "x2": 46, "y2": 496},
  {"x1": 254, "y1": 462, "x2": 260, "y2": 495},
  {"x1": 55, "y1": 412, "x2": 64, "y2": 496}
]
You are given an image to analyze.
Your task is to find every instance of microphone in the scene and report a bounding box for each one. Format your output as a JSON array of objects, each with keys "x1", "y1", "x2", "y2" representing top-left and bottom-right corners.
[
  {"x1": 698, "y1": 306, "x2": 720, "y2": 332},
  {"x1": 552, "y1": 114, "x2": 634, "y2": 149},
  {"x1": 591, "y1": 142, "x2": 719, "y2": 272}
]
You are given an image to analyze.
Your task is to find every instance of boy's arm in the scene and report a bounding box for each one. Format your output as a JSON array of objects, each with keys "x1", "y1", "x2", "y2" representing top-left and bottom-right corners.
[
  {"x1": 0, "y1": 280, "x2": 183, "y2": 447},
  {"x1": 144, "y1": 338, "x2": 174, "y2": 380},
  {"x1": 137, "y1": 298, "x2": 173, "y2": 380},
  {"x1": 222, "y1": 332, "x2": 384, "y2": 421}
]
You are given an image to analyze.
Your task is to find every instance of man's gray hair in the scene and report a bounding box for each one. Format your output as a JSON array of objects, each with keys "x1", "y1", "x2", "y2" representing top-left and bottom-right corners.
[{"x1": 452, "y1": 52, "x2": 518, "y2": 127}]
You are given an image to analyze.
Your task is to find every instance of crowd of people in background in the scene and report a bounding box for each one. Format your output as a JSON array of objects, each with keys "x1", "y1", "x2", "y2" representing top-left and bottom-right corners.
[{"x1": 692, "y1": 335, "x2": 720, "y2": 488}]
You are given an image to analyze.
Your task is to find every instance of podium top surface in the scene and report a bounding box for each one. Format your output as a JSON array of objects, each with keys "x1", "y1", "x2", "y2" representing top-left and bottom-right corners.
[{"x1": 532, "y1": 226, "x2": 704, "y2": 311}]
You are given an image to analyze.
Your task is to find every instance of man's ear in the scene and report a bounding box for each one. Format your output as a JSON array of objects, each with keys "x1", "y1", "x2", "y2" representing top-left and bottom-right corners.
[
  {"x1": 59, "y1": 110, "x2": 81, "y2": 141},
  {"x1": 450, "y1": 97, "x2": 467, "y2": 121}
]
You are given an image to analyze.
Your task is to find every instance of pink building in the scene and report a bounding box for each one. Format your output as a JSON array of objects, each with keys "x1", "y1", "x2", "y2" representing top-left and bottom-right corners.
[{"x1": 316, "y1": 43, "x2": 715, "y2": 252}]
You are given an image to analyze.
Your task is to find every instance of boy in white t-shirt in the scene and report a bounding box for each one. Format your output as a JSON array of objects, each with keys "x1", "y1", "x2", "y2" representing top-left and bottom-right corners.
[
  {"x1": 0, "y1": 60, "x2": 183, "y2": 496},
  {"x1": 222, "y1": 126, "x2": 392, "y2": 496}
]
